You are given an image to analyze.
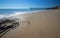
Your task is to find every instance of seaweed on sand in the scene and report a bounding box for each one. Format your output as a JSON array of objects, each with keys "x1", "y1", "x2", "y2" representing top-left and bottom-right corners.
[{"x1": 0, "y1": 19, "x2": 20, "y2": 38}]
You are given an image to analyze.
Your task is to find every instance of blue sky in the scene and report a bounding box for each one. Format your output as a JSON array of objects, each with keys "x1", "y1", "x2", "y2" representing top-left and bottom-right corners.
[{"x1": 0, "y1": 0, "x2": 60, "y2": 9}]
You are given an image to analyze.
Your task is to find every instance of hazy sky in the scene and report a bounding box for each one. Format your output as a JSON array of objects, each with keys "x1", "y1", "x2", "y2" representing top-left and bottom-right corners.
[{"x1": 0, "y1": 0, "x2": 60, "y2": 9}]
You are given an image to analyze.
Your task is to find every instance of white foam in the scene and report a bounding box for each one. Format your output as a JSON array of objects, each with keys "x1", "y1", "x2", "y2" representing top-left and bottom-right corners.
[
  {"x1": 0, "y1": 12, "x2": 26, "y2": 19},
  {"x1": 0, "y1": 11, "x2": 41, "y2": 19},
  {"x1": 0, "y1": 15, "x2": 7, "y2": 19}
]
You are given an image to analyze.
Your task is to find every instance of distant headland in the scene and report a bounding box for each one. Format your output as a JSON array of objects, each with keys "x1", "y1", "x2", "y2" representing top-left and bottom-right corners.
[{"x1": 30, "y1": 6, "x2": 60, "y2": 10}]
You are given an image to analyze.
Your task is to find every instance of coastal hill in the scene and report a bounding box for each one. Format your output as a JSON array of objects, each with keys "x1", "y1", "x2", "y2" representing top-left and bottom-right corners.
[
  {"x1": 46, "y1": 6, "x2": 60, "y2": 9},
  {"x1": 30, "y1": 6, "x2": 60, "y2": 10}
]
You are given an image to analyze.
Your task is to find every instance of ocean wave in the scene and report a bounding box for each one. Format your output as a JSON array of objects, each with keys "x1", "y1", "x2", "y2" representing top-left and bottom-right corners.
[
  {"x1": 0, "y1": 12, "x2": 28, "y2": 19},
  {"x1": 0, "y1": 11, "x2": 41, "y2": 19}
]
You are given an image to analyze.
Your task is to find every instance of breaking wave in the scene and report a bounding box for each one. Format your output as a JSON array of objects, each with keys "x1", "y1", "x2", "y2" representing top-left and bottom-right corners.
[
  {"x1": 0, "y1": 11, "x2": 35, "y2": 20},
  {"x1": 0, "y1": 10, "x2": 44, "y2": 19}
]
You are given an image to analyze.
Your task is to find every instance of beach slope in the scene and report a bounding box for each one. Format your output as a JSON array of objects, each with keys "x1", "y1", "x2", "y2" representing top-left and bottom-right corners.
[{"x1": 3, "y1": 10, "x2": 60, "y2": 38}]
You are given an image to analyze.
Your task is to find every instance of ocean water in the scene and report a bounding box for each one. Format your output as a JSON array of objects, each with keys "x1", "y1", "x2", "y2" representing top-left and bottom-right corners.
[
  {"x1": 0, "y1": 9, "x2": 32, "y2": 15},
  {"x1": 0, "y1": 9, "x2": 35, "y2": 19},
  {"x1": 0, "y1": 9, "x2": 45, "y2": 19},
  {"x1": 0, "y1": 9, "x2": 48, "y2": 19}
]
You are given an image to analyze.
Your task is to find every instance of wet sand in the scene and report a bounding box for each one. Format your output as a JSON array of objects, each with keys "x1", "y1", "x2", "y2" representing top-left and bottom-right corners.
[{"x1": 3, "y1": 10, "x2": 60, "y2": 38}]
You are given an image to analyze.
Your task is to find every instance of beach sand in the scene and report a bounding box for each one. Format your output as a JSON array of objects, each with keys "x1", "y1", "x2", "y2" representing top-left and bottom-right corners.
[{"x1": 3, "y1": 10, "x2": 60, "y2": 38}]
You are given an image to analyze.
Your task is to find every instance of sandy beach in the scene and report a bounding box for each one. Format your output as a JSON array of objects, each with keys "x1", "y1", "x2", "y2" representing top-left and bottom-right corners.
[{"x1": 2, "y1": 10, "x2": 60, "y2": 38}]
